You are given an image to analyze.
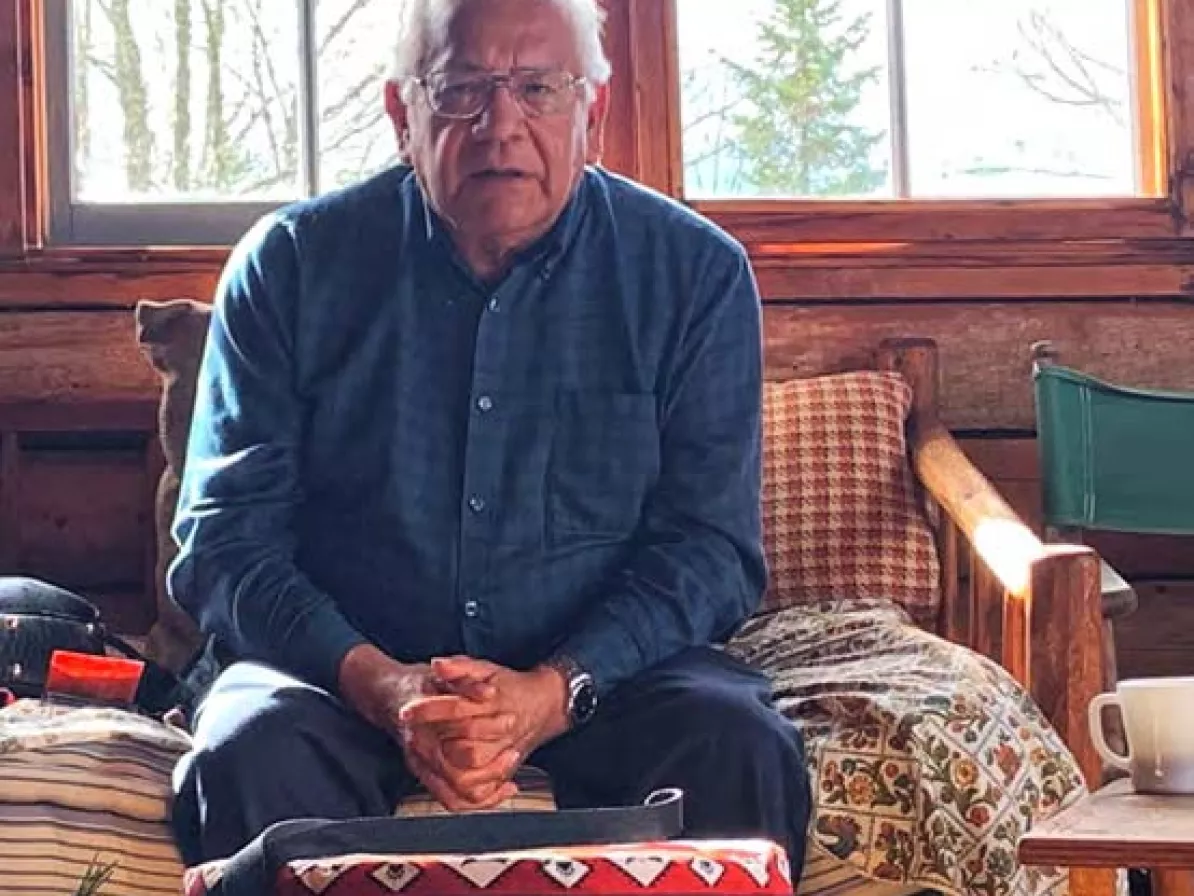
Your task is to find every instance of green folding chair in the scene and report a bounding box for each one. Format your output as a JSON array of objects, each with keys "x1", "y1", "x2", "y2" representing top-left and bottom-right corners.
[{"x1": 1032, "y1": 341, "x2": 1194, "y2": 695}]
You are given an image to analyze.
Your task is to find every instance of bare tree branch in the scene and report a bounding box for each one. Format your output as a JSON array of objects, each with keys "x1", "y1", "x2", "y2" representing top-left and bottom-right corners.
[
  {"x1": 86, "y1": 53, "x2": 120, "y2": 86},
  {"x1": 242, "y1": 0, "x2": 298, "y2": 182},
  {"x1": 320, "y1": 67, "x2": 387, "y2": 124},
  {"x1": 318, "y1": 0, "x2": 376, "y2": 57},
  {"x1": 982, "y1": 9, "x2": 1125, "y2": 128},
  {"x1": 320, "y1": 110, "x2": 388, "y2": 155}
]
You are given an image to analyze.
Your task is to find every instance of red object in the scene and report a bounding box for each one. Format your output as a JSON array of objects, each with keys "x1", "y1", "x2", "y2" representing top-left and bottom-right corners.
[
  {"x1": 45, "y1": 650, "x2": 144, "y2": 705},
  {"x1": 185, "y1": 840, "x2": 792, "y2": 896}
]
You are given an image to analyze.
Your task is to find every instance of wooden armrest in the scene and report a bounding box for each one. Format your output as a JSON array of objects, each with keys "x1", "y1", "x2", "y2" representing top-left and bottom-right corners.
[
  {"x1": 911, "y1": 421, "x2": 1045, "y2": 595},
  {"x1": 910, "y1": 420, "x2": 1104, "y2": 791}
]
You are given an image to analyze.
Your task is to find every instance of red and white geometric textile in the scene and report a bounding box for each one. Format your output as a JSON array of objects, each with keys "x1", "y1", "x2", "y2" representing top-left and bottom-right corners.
[{"x1": 183, "y1": 839, "x2": 792, "y2": 896}]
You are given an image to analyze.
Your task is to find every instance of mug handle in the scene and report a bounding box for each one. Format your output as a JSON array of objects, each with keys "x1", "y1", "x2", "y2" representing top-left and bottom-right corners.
[{"x1": 1088, "y1": 692, "x2": 1131, "y2": 771}]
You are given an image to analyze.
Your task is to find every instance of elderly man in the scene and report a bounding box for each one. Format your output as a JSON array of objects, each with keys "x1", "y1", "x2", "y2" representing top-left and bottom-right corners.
[{"x1": 169, "y1": 0, "x2": 811, "y2": 871}]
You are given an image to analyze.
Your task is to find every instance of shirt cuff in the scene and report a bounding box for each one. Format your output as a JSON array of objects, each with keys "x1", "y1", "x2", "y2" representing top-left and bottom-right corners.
[
  {"x1": 278, "y1": 600, "x2": 369, "y2": 694},
  {"x1": 555, "y1": 619, "x2": 648, "y2": 697}
]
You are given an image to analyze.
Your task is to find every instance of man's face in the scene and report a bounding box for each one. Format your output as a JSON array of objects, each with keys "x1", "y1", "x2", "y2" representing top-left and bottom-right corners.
[{"x1": 386, "y1": 0, "x2": 609, "y2": 251}]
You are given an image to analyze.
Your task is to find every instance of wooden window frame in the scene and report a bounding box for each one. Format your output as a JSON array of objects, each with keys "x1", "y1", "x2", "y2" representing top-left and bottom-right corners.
[
  {"x1": 40, "y1": 0, "x2": 327, "y2": 247},
  {"x1": 604, "y1": 0, "x2": 1194, "y2": 298},
  {"x1": 0, "y1": 0, "x2": 32, "y2": 258},
  {"x1": 1, "y1": 0, "x2": 1194, "y2": 303}
]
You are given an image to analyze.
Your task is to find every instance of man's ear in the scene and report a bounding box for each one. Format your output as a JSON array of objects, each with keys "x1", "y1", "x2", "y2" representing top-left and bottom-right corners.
[
  {"x1": 385, "y1": 80, "x2": 413, "y2": 162},
  {"x1": 584, "y1": 82, "x2": 611, "y2": 166}
]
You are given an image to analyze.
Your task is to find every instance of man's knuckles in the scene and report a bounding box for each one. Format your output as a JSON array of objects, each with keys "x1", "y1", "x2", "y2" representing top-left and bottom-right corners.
[{"x1": 400, "y1": 694, "x2": 494, "y2": 724}]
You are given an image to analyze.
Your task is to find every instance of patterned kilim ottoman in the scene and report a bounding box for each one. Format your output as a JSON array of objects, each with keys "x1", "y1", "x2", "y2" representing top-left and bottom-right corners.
[{"x1": 183, "y1": 839, "x2": 792, "y2": 896}]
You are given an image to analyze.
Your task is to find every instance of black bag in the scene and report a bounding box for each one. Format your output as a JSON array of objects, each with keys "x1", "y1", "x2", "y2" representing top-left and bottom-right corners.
[
  {"x1": 0, "y1": 576, "x2": 189, "y2": 714},
  {"x1": 206, "y1": 788, "x2": 684, "y2": 896}
]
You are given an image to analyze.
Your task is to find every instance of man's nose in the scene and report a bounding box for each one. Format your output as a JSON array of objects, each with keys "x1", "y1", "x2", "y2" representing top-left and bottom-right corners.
[{"x1": 473, "y1": 83, "x2": 526, "y2": 139}]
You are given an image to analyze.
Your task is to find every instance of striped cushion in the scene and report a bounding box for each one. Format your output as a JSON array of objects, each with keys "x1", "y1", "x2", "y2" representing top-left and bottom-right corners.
[
  {"x1": 0, "y1": 700, "x2": 191, "y2": 896},
  {"x1": 396, "y1": 766, "x2": 558, "y2": 816},
  {"x1": 799, "y1": 846, "x2": 921, "y2": 896}
]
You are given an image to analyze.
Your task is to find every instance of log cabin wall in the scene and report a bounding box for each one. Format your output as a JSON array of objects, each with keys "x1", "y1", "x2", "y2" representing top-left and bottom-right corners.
[{"x1": 1, "y1": 0, "x2": 1192, "y2": 677}]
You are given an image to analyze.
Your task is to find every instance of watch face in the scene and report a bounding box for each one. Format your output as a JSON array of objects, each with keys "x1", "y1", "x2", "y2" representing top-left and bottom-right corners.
[{"x1": 572, "y1": 676, "x2": 598, "y2": 724}]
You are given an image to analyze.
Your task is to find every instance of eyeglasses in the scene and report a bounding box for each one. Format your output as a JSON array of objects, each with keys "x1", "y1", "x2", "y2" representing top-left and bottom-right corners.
[{"x1": 414, "y1": 69, "x2": 587, "y2": 120}]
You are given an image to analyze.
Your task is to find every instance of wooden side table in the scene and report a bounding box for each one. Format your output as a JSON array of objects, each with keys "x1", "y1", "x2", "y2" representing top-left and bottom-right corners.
[{"x1": 1019, "y1": 779, "x2": 1194, "y2": 896}]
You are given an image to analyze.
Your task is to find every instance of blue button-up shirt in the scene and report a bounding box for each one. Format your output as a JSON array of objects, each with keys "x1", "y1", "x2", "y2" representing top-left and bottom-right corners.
[{"x1": 170, "y1": 165, "x2": 765, "y2": 696}]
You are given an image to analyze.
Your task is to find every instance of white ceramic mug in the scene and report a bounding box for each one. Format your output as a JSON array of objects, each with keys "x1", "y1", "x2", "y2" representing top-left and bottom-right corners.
[{"x1": 1088, "y1": 677, "x2": 1194, "y2": 794}]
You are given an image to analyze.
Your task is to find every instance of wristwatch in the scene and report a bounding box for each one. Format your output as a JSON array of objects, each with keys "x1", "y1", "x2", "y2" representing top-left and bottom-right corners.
[{"x1": 548, "y1": 655, "x2": 598, "y2": 728}]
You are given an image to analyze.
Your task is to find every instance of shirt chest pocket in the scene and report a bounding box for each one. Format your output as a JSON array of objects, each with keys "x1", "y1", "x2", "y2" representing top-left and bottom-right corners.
[{"x1": 548, "y1": 391, "x2": 661, "y2": 538}]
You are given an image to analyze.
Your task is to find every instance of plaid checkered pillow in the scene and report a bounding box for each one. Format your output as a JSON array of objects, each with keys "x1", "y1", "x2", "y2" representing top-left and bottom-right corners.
[{"x1": 759, "y1": 371, "x2": 941, "y2": 625}]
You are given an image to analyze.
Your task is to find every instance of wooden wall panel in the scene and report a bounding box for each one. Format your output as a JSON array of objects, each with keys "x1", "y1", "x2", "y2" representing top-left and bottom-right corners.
[
  {"x1": 0, "y1": 310, "x2": 158, "y2": 407},
  {"x1": 957, "y1": 438, "x2": 1043, "y2": 527},
  {"x1": 754, "y1": 260, "x2": 1194, "y2": 301},
  {"x1": 0, "y1": 307, "x2": 160, "y2": 634},
  {"x1": 0, "y1": 434, "x2": 157, "y2": 634},
  {"x1": 1, "y1": 300, "x2": 1191, "y2": 433},
  {"x1": 18, "y1": 445, "x2": 147, "y2": 587},
  {"x1": 1116, "y1": 583, "x2": 1194, "y2": 678},
  {"x1": 764, "y1": 300, "x2": 1194, "y2": 429},
  {"x1": 0, "y1": 267, "x2": 221, "y2": 308},
  {"x1": 0, "y1": 431, "x2": 18, "y2": 569},
  {"x1": 1092, "y1": 532, "x2": 1194, "y2": 578},
  {"x1": 717, "y1": 200, "x2": 1182, "y2": 243}
]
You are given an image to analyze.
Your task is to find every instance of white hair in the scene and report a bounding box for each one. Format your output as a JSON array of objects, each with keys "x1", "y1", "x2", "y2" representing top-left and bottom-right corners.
[{"x1": 390, "y1": 0, "x2": 612, "y2": 87}]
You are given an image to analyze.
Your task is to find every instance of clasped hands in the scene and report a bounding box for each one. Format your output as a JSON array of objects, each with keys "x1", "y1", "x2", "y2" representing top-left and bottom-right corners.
[{"x1": 339, "y1": 645, "x2": 570, "y2": 812}]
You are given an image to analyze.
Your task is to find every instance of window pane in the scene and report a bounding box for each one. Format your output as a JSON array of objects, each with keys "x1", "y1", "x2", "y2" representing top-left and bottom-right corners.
[
  {"x1": 675, "y1": 0, "x2": 1139, "y2": 200},
  {"x1": 904, "y1": 0, "x2": 1137, "y2": 198},
  {"x1": 677, "y1": 0, "x2": 894, "y2": 200},
  {"x1": 315, "y1": 0, "x2": 400, "y2": 192},
  {"x1": 71, "y1": 0, "x2": 302, "y2": 203}
]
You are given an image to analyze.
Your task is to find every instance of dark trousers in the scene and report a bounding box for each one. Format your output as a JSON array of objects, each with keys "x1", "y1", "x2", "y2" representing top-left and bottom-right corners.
[{"x1": 171, "y1": 647, "x2": 812, "y2": 874}]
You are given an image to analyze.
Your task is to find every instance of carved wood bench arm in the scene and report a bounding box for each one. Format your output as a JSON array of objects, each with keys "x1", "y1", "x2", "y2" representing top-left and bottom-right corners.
[{"x1": 911, "y1": 420, "x2": 1104, "y2": 791}]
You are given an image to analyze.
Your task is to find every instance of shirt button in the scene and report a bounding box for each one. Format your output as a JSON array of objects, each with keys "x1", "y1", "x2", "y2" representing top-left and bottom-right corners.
[
  {"x1": 463, "y1": 600, "x2": 480, "y2": 619},
  {"x1": 476, "y1": 395, "x2": 494, "y2": 413},
  {"x1": 488, "y1": 298, "x2": 500, "y2": 312},
  {"x1": 468, "y1": 495, "x2": 486, "y2": 513}
]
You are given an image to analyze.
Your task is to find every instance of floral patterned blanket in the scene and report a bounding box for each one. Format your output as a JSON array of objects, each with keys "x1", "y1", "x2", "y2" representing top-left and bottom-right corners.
[{"x1": 726, "y1": 599, "x2": 1084, "y2": 896}]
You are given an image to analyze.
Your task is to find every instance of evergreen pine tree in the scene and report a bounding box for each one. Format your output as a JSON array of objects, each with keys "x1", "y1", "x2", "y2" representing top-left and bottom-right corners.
[{"x1": 727, "y1": 0, "x2": 888, "y2": 196}]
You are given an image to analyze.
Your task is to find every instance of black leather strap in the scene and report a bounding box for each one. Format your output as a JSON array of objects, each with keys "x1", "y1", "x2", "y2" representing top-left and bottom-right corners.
[
  {"x1": 210, "y1": 788, "x2": 684, "y2": 896},
  {"x1": 102, "y1": 632, "x2": 193, "y2": 716}
]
